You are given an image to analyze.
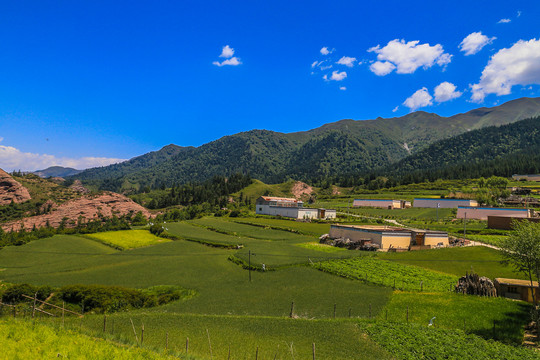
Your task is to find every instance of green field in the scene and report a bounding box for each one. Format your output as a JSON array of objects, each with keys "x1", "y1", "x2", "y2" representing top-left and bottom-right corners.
[
  {"x1": 314, "y1": 256, "x2": 458, "y2": 292},
  {"x1": 0, "y1": 214, "x2": 535, "y2": 359},
  {"x1": 379, "y1": 292, "x2": 530, "y2": 344},
  {"x1": 377, "y1": 246, "x2": 527, "y2": 280},
  {"x1": 84, "y1": 230, "x2": 171, "y2": 250},
  {"x1": 0, "y1": 318, "x2": 185, "y2": 360}
]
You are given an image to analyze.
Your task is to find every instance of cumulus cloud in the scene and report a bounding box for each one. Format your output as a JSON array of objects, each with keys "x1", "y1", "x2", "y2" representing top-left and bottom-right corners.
[
  {"x1": 434, "y1": 82, "x2": 463, "y2": 102},
  {"x1": 320, "y1": 47, "x2": 332, "y2": 55},
  {"x1": 369, "y1": 61, "x2": 396, "y2": 76},
  {"x1": 339, "y1": 86, "x2": 347, "y2": 91},
  {"x1": 0, "y1": 145, "x2": 126, "y2": 172},
  {"x1": 498, "y1": 18, "x2": 511, "y2": 24},
  {"x1": 213, "y1": 45, "x2": 242, "y2": 66},
  {"x1": 213, "y1": 57, "x2": 242, "y2": 67},
  {"x1": 368, "y1": 39, "x2": 452, "y2": 75},
  {"x1": 403, "y1": 87, "x2": 433, "y2": 111},
  {"x1": 219, "y1": 45, "x2": 234, "y2": 58},
  {"x1": 336, "y1": 56, "x2": 357, "y2": 67},
  {"x1": 330, "y1": 70, "x2": 347, "y2": 81},
  {"x1": 470, "y1": 38, "x2": 540, "y2": 102},
  {"x1": 459, "y1": 32, "x2": 496, "y2": 55}
]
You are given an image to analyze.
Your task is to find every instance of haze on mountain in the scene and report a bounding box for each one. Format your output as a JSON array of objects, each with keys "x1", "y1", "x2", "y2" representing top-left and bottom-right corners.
[{"x1": 72, "y1": 97, "x2": 540, "y2": 192}]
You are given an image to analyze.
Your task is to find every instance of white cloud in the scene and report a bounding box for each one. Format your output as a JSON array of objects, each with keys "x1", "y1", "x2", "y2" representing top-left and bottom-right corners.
[
  {"x1": 434, "y1": 82, "x2": 462, "y2": 102},
  {"x1": 213, "y1": 57, "x2": 242, "y2": 67},
  {"x1": 0, "y1": 145, "x2": 126, "y2": 172},
  {"x1": 320, "y1": 65, "x2": 333, "y2": 70},
  {"x1": 330, "y1": 70, "x2": 347, "y2": 81},
  {"x1": 517, "y1": 10, "x2": 521, "y2": 17},
  {"x1": 498, "y1": 18, "x2": 511, "y2": 24},
  {"x1": 219, "y1": 45, "x2": 234, "y2": 58},
  {"x1": 392, "y1": 106, "x2": 399, "y2": 113},
  {"x1": 368, "y1": 39, "x2": 452, "y2": 75},
  {"x1": 320, "y1": 47, "x2": 332, "y2": 55},
  {"x1": 403, "y1": 87, "x2": 433, "y2": 111},
  {"x1": 311, "y1": 61, "x2": 321, "y2": 68},
  {"x1": 322, "y1": 74, "x2": 328, "y2": 81},
  {"x1": 459, "y1": 32, "x2": 496, "y2": 56},
  {"x1": 336, "y1": 56, "x2": 357, "y2": 67},
  {"x1": 470, "y1": 38, "x2": 540, "y2": 102},
  {"x1": 339, "y1": 86, "x2": 347, "y2": 91},
  {"x1": 369, "y1": 61, "x2": 396, "y2": 76}
]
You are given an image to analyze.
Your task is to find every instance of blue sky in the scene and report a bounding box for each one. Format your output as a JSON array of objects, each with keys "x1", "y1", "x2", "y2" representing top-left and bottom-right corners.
[{"x1": 0, "y1": 1, "x2": 539, "y2": 171}]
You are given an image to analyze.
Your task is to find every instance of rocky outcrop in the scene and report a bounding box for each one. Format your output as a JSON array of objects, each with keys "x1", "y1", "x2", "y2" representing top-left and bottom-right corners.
[
  {"x1": 0, "y1": 169, "x2": 31, "y2": 206},
  {"x1": 291, "y1": 181, "x2": 313, "y2": 199},
  {"x1": 2, "y1": 192, "x2": 152, "y2": 231}
]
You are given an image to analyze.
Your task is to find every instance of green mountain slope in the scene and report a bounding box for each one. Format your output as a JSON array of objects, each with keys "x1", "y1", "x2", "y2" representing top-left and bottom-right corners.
[
  {"x1": 384, "y1": 115, "x2": 540, "y2": 181},
  {"x1": 73, "y1": 97, "x2": 540, "y2": 191}
]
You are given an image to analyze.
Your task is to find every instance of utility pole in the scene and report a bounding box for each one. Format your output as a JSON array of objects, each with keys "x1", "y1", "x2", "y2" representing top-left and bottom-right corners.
[
  {"x1": 249, "y1": 250, "x2": 252, "y2": 282},
  {"x1": 463, "y1": 212, "x2": 467, "y2": 237},
  {"x1": 436, "y1": 203, "x2": 440, "y2": 222}
]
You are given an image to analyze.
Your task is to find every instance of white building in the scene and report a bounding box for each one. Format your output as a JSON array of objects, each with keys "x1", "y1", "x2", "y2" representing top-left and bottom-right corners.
[
  {"x1": 353, "y1": 199, "x2": 407, "y2": 209},
  {"x1": 457, "y1": 206, "x2": 532, "y2": 220},
  {"x1": 255, "y1": 196, "x2": 336, "y2": 220},
  {"x1": 413, "y1": 198, "x2": 478, "y2": 209}
]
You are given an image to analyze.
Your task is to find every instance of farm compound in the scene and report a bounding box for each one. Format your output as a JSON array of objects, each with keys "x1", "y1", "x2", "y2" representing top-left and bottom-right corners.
[
  {"x1": 413, "y1": 198, "x2": 478, "y2": 208},
  {"x1": 255, "y1": 196, "x2": 336, "y2": 220},
  {"x1": 457, "y1": 206, "x2": 533, "y2": 220},
  {"x1": 328, "y1": 225, "x2": 448, "y2": 251},
  {"x1": 494, "y1": 278, "x2": 540, "y2": 303},
  {"x1": 352, "y1": 199, "x2": 410, "y2": 209},
  {"x1": 512, "y1": 174, "x2": 540, "y2": 181}
]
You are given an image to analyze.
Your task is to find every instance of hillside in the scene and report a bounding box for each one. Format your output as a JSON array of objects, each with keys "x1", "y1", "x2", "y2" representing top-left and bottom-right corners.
[
  {"x1": 33, "y1": 166, "x2": 82, "y2": 178},
  {"x1": 72, "y1": 97, "x2": 540, "y2": 191},
  {"x1": 383, "y1": 116, "x2": 540, "y2": 182}
]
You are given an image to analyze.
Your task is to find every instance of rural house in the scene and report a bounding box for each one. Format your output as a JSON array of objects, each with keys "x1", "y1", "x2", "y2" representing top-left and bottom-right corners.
[
  {"x1": 494, "y1": 278, "x2": 540, "y2": 303},
  {"x1": 456, "y1": 206, "x2": 533, "y2": 220},
  {"x1": 255, "y1": 196, "x2": 336, "y2": 220},
  {"x1": 512, "y1": 174, "x2": 540, "y2": 181},
  {"x1": 353, "y1": 199, "x2": 410, "y2": 209},
  {"x1": 328, "y1": 224, "x2": 448, "y2": 251},
  {"x1": 413, "y1": 198, "x2": 478, "y2": 208}
]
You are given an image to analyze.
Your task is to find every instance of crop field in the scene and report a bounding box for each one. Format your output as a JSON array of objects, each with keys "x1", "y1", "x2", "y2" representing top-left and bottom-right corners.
[
  {"x1": 84, "y1": 230, "x2": 171, "y2": 250},
  {"x1": 465, "y1": 234, "x2": 509, "y2": 247},
  {"x1": 232, "y1": 218, "x2": 332, "y2": 236},
  {"x1": 67, "y1": 314, "x2": 392, "y2": 360},
  {"x1": 314, "y1": 257, "x2": 458, "y2": 292},
  {"x1": 166, "y1": 218, "x2": 364, "y2": 268},
  {"x1": 379, "y1": 292, "x2": 530, "y2": 344},
  {"x1": 0, "y1": 318, "x2": 183, "y2": 360},
  {"x1": 0, "y1": 233, "x2": 392, "y2": 318},
  {"x1": 377, "y1": 246, "x2": 527, "y2": 280},
  {"x1": 361, "y1": 322, "x2": 539, "y2": 360}
]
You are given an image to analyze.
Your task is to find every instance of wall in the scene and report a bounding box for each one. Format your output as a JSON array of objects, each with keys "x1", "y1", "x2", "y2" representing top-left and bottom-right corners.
[
  {"x1": 487, "y1": 216, "x2": 540, "y2": 229},
  {"x1": 457, "y1": 207, "x2": 531, "y2": 220},
  {"x1": 353, "y1": 199, "x2": 400, "y2": 209},
  {"x1": 423, "y1": 234, "x2": 449, "y2": 247},
  {"x1": 413, "y1": 198, "x2": 477, "y2": 208}
]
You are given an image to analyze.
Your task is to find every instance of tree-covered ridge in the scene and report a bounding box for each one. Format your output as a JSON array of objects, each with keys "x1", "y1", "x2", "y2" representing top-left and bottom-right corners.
[
  {"x1": 72, "y1": 97, "x2": 540, "y2": 191},
  {"x1": 384, "y1": 116, "x2": 540, "y2": 183}
]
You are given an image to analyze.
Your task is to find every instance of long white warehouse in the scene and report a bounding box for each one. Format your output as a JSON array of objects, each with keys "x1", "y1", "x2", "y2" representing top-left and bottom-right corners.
[
  {"x1": 413, "y1": 198, "x2": 478, "y2": 208},
  {"x1": 255, "y1": 196, "x2": 336, "y2": 220}
]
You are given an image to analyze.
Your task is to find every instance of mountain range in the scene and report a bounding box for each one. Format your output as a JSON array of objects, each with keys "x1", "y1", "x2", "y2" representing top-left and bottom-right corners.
[{"x1": 72, "y1": 97, "x2": 540, "y2": 191}]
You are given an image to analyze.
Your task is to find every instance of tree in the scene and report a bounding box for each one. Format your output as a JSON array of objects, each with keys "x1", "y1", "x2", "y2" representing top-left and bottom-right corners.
[{"x1": 500, "y1": 220, "x2": 540, "y2": 306}]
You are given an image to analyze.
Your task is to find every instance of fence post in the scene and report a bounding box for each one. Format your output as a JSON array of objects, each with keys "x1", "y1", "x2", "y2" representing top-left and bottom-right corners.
[
  {"x1": 420, "y1": 281, "x2": 423, "y2": 292},
  {"x1": 312, "y1": 343, "x2": 316, "y2": 360},
  {"x1": 289, "y1": 301, "x2": 295, "y2": 318},
  {"x1": 255, "y1": 346, "x2": 259, "y2": 360},
  {"x1": 369, "y1": 304, "x2": 372, "y2": 319},
  {"x1": 103, "y1": 314, "x2": 107, "y2": 332},
  {"x1": 406, "y1": 306, "x2": 409, "y2": 323},
  {"x1": 333, "y1": 303, "x2": 336, "y2": 319},
  {"x1": 62, "y1": 302, "x2": 65, "y2": 328},
  {"x1": 32, "y1": 292, "x2": 37, "y2": 319},
  {"x1": 186, "y1": 337, "x2": 189, "y2": 354},
  {"x1": 141, "y1": 323, "x2": 144, "y2": 346},
  {"x1": 206, "y1": 329, "x2": 213, "y2": 359}
]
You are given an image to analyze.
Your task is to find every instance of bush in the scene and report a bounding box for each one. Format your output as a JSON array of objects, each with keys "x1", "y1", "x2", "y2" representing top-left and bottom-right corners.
[{"x1": 2, "y1": 283, "x2": 53, "y2": 304}]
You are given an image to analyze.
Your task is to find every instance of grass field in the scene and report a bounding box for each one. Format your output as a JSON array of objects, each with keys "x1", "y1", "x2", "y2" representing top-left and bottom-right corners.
[
  {"x1": 84, "y1": 230, "x2": 171, "y2": 250},
  {"x1": 0, "y1": 318, "x2": 186, "y2": 360},
  {"x1": 314, "y1": 256, "x2": 458, "y2": 292},
  {"x1": 379, "y1": 292, "x2": 530, "y2": 344},
  {"x1": 377, "y1": 246, "x2": 527, "y2": 280},
  {"x1": 67, "y1": 313, "x2": 393, "y2": 360}
]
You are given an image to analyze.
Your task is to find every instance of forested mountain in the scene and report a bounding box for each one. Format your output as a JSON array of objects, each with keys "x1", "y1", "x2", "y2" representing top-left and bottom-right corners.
[
  {"x1": 73, "y1": 97, "x2": 540, "y2": 191},
  {"x1": 381, "y1": 116, "x2": 540, "y2": 183},
  {"x1": 34, "y1": 166, "x2": 82, "y2": 178}
]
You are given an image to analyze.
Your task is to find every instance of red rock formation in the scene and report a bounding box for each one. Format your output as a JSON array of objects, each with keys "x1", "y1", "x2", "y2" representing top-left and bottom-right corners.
[
  {"x1": 2, "y1": 192, "x2": 152, "y2": 231},
  {"x1": 0, "y1": 169, "x2": 32, "y2": 206}
]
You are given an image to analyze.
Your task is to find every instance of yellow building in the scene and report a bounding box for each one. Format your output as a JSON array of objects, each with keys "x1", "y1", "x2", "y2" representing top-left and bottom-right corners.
[
  {"x1": 328, "y1": 225, "x2": 448, "y2": 251},
  {"x1": 494, "y1": 278, "x2": 540, "y2": 303}
]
